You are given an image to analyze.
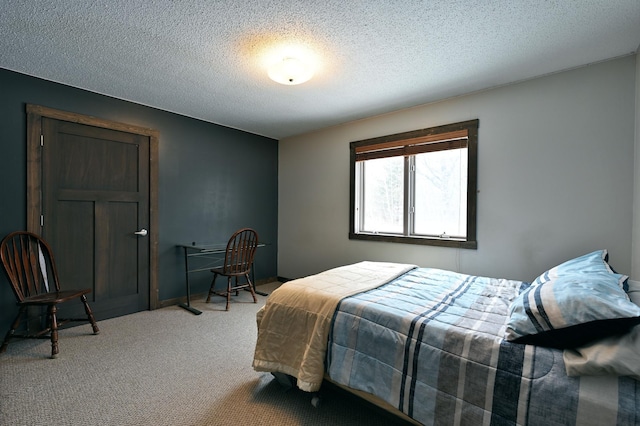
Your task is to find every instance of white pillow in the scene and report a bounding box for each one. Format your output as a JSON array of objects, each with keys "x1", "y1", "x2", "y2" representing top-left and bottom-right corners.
[
  {"x1": 564, "y1": 279, "x2": 640, "y2": 378},
  {"x1": 564, "y1": 326, "x2": 640, "y2": 379},
  {"x1": 626, "y1": 279, "x2": 640, "y2": 306}
]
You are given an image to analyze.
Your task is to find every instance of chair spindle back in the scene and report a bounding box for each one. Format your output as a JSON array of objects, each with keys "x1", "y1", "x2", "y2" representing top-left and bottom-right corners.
[
  {"x1": 223, "y1": 228, "x2": 258, "y2": 275},
  {"x1": 0, "y1": 231, "x2": 61, "y2": 302}
]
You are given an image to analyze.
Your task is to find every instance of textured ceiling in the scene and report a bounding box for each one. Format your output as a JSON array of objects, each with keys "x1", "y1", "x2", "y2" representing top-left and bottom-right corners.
[{"x1": 1, "y1": 1, "x2": 639, "y2": 140}]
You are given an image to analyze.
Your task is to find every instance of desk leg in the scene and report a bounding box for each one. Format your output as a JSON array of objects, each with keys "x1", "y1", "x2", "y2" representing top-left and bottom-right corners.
[
  {"x1": 179, "y1": 247, "x2": 202, "y2": 315},
  {"x1": 251, "y1": 263, "x2": 268, "y2": 297}
]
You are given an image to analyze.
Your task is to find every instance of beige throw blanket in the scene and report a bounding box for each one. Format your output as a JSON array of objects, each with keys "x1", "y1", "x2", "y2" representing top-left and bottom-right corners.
[{"x1": 252, "y1": 261, "x2": 417, "y2": 392}]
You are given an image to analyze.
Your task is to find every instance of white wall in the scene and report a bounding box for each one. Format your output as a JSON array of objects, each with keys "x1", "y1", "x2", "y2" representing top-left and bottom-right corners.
[
  {"x1": 633, "y1": 49, "x2": 640, "y2": 280},
  {"x1": 279, "y1": 55, "x2": 637, "y2": 282}
]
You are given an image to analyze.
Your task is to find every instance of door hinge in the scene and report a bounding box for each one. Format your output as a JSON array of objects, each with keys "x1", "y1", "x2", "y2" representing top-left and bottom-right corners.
[
  {"x1": 40, "y1": 215, "x2": 44, "y2": 227},
  {"x1": 40, "y1": 134, "x2": 43, "y2": 146}
]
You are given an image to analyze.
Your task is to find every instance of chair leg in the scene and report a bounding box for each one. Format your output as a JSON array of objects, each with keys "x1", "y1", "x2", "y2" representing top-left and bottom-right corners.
[
  {"x1": 49, "y1": 305, "x2": 59, "y2": 359},
  {"x1": 225, "y1": 277, "x2": 232, "y2": 311},
  {"x1": 0, "y1": 307, "x2": 25, "y2": 354},
  {"x1": 206, "y1": 273, "x2": 219, "y2": 303},
  {"x1": 81, "y1": 295, "x2": 100, "y2": 335},
  {"x1": 246, "y1": 274, "x2": 257, "y2": 303}
]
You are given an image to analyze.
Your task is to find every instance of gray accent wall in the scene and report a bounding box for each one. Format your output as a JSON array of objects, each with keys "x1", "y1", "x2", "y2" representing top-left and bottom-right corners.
[{"x1": 0, "y1": 69, "x2": 278, "y2": 336}]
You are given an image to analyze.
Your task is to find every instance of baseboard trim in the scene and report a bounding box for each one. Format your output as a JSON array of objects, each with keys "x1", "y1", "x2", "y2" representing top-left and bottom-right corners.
[{"x1": 157, "y1": 276, "x2": 278, "y2": 309}]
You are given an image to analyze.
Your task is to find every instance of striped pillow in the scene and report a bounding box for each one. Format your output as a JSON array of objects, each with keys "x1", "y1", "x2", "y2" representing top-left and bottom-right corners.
[
  {"x1": 505, "y1": 271, "x2": 640, "y2": 349},
  {"x1": 532, "y1": 250, "x2": 622, "y2": 288}
]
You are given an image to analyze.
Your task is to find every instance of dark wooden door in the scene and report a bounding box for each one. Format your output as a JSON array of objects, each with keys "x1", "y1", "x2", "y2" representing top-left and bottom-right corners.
[{"x1": 40, "y1": 117, "x2": 150, "y2": 319}]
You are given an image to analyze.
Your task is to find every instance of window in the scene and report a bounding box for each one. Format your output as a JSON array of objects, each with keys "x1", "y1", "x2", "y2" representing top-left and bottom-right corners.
[{"x1": 349, "y1": 119, "x2": 478, "y2": 248}]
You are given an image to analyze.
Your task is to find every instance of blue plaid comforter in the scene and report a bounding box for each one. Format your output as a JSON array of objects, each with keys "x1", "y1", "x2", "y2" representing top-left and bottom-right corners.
[{"x1": 326, "y1": 267, "x2": 639, "y2": 425}]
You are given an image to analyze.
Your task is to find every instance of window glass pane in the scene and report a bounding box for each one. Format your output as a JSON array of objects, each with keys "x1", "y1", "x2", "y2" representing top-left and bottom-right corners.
[
  {"x1": 362, "y1": 157, "x2": 403, "y2": 233},
  {"x1": 414, "y1": 148, "x2": 467, "y2": 237}
]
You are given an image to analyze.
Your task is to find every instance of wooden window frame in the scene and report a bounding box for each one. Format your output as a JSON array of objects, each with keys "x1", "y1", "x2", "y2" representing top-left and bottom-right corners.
[{"x1": 349, "y1": 119, "x2": 478, "y2": 249}]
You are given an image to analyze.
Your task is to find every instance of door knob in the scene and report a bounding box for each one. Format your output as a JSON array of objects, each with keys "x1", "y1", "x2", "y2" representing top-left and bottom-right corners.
[{"x1": 134, "y1": 228, "x2": 148, "y2": 236}]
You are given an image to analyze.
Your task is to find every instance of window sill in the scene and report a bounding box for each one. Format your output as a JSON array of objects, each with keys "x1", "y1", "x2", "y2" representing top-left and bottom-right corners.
[{"x1": 349, "y1": 232, "x2": 477, "y2": 249}]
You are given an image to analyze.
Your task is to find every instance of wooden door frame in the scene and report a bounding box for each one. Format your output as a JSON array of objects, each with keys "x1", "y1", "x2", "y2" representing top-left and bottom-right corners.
[{"x1": 26, "y1": 104, "x2": 160, "y2": 310}]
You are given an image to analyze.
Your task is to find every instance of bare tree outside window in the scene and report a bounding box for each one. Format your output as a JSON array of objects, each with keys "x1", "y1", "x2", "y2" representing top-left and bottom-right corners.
[
  {"x1": 414, "y1": 148, "x2": 467, "y2": 237},
  {"x1": 362, "y1": 157, "x2": 403, "y2": 233}
]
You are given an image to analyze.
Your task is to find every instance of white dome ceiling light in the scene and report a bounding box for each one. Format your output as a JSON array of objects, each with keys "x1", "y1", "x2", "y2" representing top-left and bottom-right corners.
[{"x1": 268, "y1": 57, "x2": 314, "y2": 85}]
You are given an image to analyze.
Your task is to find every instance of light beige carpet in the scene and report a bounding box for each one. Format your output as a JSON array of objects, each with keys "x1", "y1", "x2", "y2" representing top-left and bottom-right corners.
[{"x1": 0, "y1": 282, "x2": 409, "y2": 425}]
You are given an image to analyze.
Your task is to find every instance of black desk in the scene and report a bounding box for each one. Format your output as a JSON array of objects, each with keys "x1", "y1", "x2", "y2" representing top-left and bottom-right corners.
[{"x1": 177, "y1": 242, "x2": 267, "y2": 315}]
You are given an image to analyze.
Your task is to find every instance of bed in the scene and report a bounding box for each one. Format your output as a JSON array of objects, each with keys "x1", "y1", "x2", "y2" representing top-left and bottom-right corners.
[{"x1": 252, "y1": 253, "x2": 640, "y2": 425}]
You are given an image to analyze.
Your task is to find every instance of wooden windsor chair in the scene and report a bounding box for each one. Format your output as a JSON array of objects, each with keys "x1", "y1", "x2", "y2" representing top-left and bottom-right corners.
[
  {"x1": 205, "y1": 228, "x2": 259, "y2": 311},
  {"x1": 0, "y1": 231, "x2": 99, "y2": 358}
]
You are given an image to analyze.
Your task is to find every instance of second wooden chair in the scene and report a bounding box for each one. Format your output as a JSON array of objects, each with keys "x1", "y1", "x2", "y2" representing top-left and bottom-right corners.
[{"x1": 206, "y1": 228, "x2": 259, "y2": 311}]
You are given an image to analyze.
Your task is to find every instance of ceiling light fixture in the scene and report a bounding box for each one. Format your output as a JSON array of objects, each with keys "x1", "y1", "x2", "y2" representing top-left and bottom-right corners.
[{"x1": 268, "y1": 57, "x2": 314, "y2": 85}]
